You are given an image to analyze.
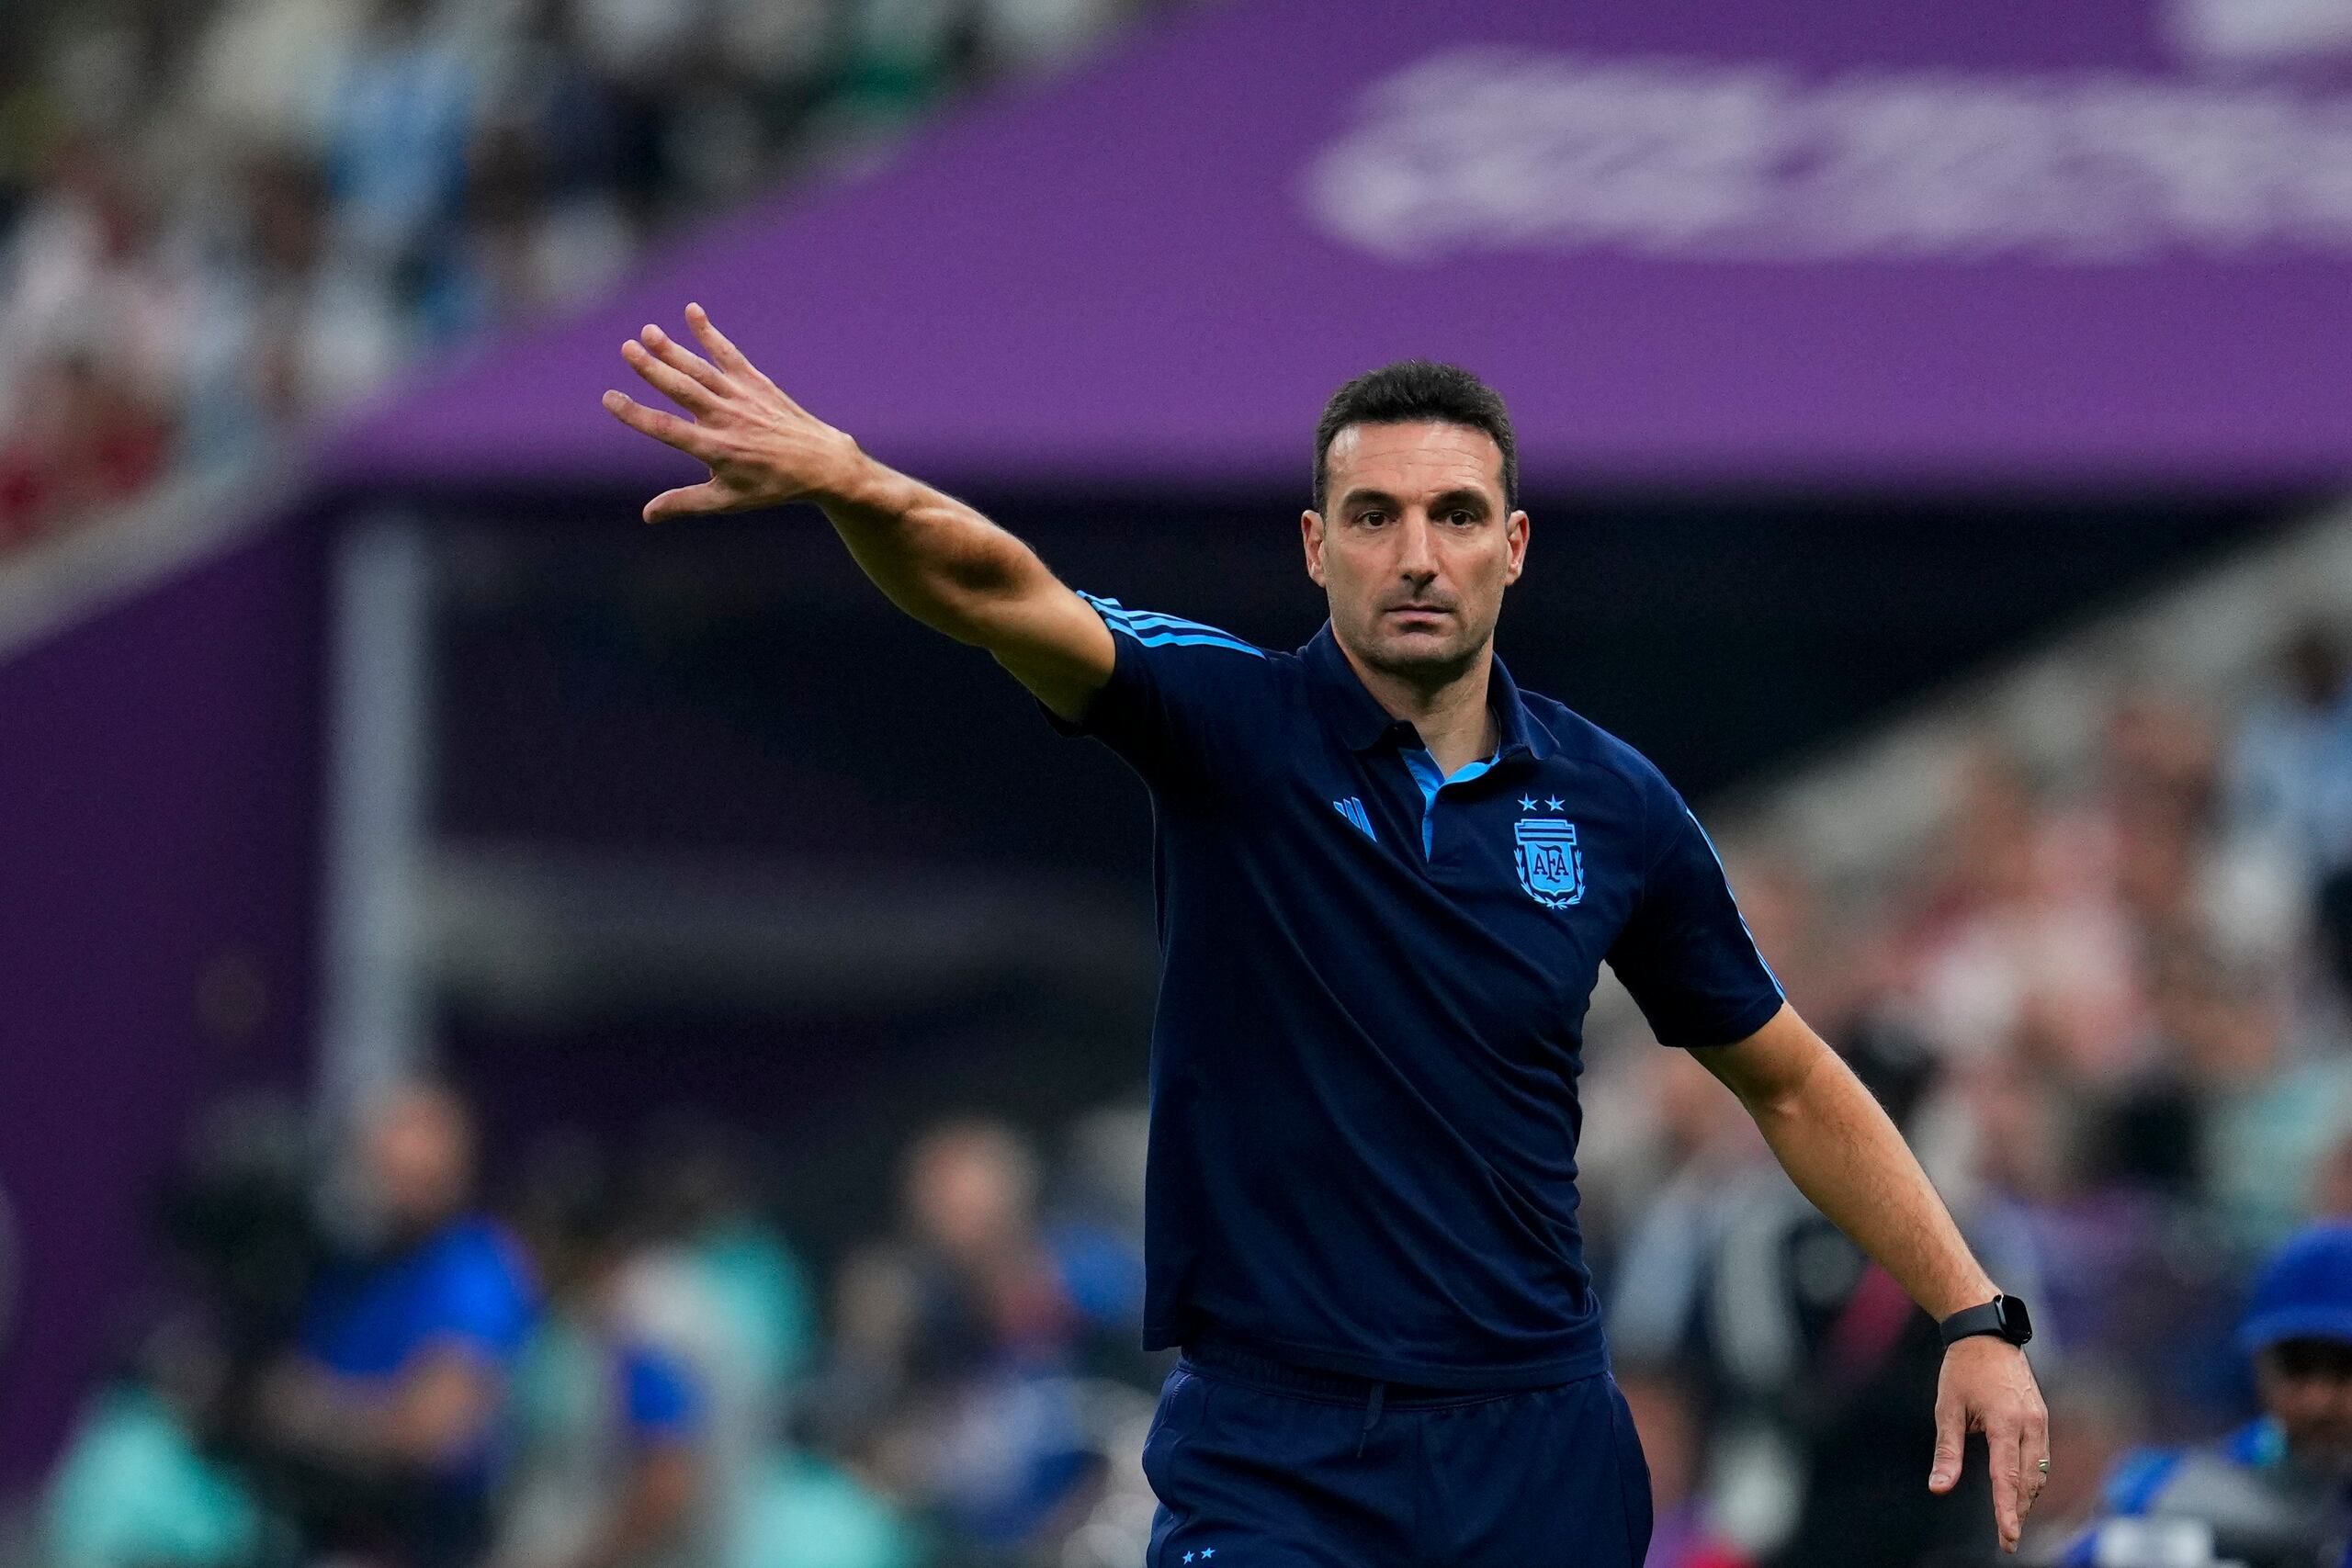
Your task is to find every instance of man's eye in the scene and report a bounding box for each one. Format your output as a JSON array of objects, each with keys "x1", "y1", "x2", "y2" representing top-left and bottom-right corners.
[
  {"x1": 1359, "y1": 512, "x2": 1387, "y2": 525},
  {"x1": 1447, "y1": 510, "x2": 1476, "y2": 525}
]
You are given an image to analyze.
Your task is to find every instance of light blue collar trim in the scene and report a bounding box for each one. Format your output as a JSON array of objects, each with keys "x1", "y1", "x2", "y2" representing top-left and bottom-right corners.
[{"x1": 1401, "y1": 745, "x2": 1501, "y2": 858}]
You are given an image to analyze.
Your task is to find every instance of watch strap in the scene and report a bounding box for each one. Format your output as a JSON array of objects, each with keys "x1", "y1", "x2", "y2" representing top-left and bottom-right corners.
[{"x1": 1939, "y1": 1296, "x2": 2028, "y2": 1347}]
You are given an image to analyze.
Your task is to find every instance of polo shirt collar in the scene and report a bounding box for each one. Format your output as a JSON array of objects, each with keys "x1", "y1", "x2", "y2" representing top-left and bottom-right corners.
[{"x1": 1303, "y1": 621, "x2": 1555, "y2": 762}]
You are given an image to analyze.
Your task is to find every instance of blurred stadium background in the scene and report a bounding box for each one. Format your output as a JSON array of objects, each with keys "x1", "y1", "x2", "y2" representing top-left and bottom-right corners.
[{"x1": 8, "y1": 0, "x2": 2352, "y2": 1564}]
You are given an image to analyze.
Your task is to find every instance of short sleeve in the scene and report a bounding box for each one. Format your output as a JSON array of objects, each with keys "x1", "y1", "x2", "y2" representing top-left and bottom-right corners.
[
  {"x1": 1605, "y1": 773, "x2": 1784, "y2": 1048},
  {"x1": 1043, "y1": 593, "x2": 1276, "y2": 795}
]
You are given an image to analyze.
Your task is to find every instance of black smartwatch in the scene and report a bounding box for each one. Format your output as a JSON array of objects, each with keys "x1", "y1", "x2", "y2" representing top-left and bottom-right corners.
[{"x1": 1939, "y1": 1293, "x2": 2032, "y2": 1348}]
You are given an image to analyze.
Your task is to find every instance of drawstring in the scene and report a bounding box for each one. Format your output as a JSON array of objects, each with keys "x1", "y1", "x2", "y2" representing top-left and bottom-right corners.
[{"x1": 1356, "y1": 1382, "x2": 1385, "y2": 1457}]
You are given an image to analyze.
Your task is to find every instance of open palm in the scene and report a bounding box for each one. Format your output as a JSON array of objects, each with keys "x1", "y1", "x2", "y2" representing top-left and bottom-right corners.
[{"x1": 600, "y1": 303, "x2": 861, "y2": 525}]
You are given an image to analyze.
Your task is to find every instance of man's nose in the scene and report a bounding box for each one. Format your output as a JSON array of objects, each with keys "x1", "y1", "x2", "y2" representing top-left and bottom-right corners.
[{"x1": 1396, "y1": 514, "x2": 1439, "y2": 580}]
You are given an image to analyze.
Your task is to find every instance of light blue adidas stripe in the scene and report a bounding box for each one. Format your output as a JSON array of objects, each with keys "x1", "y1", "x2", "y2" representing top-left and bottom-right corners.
[
  {"x1": 1100, "y1": 608, "x2": 1233, "y2": 634},
  {"x1": 1124, "y1": 629, "x2": 1261, "y2": 653},
  {"x1": 1080, "y1": 593, "x2": 1264, "y2": 658},
  {"x1": 1095, "y1": 604, "x2": 1244, "y2": 638}
]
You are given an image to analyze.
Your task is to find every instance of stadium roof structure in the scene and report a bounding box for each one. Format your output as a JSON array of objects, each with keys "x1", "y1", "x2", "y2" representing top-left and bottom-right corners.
[{"x1": 331, "y1": 0, "x2": 2352, "y2": 496}]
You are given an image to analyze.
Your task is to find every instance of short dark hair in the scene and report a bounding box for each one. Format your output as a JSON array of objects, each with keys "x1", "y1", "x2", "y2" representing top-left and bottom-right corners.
[{"x1": 1313, "y1": 360, "x2": 1519, "y2": 513}]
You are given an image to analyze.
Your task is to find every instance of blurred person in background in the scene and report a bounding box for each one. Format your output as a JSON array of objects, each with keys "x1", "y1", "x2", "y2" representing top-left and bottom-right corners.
[
  {"x1": 256, "y1": 1077, "x2": 537, "y2": 1568},
  {"x1": 571, "y1": 1114, "x2": 818, "y2": 1566},
  {"x1": 623, "y1": 1113, "x2": 817, "y2": 1429},
  {"x1": 885, "y1": 1118, "x2": 1099, "y2": 1561},
  {"x1": 497, "y1": 1135, "x2": 710, "y2": 1568},
  {"x1": 1608, "y1": 1018, "x2": 2000, "y2": 1565},
  {"x1": 1902, "y1": 744, "x2": 2146, "y2": 1088},
  {"x1": 41, "y1": 1318, "x2": 270, "y2": 1568},
  {"x1": 795, "y1": 1115, "x2": 1116, "y2": 1563},
  {"x1": 175, "y1": 143, "x2": 403, "y2": 462},
  {"x1": 2231, "y1": 627, "x2": 2352, "y2": 887},
  {"x1": 1040, "y1": 1103, "x2": 1153, "y2": 1387},
  {"x1": 320, "y1": 0, "x2": 475, "y2": 337},
  {"x1": 0, "y1": 346, "x2": 172, "y2": 546},
  {"x1": 40, "y1": 1093, "x2": 317, "y2": 1568},
  {"x1": 2064, "y1": 1224, "x2": 2352, "y2": 1568},
  {"x1": 2145, "y1": 944, "x2": 2352, "y2": 1259}
]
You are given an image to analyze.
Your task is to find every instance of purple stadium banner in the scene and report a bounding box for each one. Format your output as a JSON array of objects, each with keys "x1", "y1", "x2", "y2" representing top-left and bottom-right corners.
[{"x1": 334, "y1": 0, "x2": 2352, "y2": 495}]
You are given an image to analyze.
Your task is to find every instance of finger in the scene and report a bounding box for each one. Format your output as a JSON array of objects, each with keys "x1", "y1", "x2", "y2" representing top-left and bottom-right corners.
[
  {"x1": 644, "y1": 479, "x2": 734, "y2": 525},
  {"x1": 2018, "y1": 1423, "x2": 2044, "y2": 1514},
  {"x1": 639, "y1": 322, "x2": 728, "y2": 394},
  {"x1": 684, "y1": 302, "x2": 797, "y2": 405},
  {"x1": 2024, "y1": 1409, "x2": 2051, "y2": 1506},
  {"x1": 1986, "y1": 1416, "x2": 2022, "y2": 1549},
  {"x1": 621, "y1": 338, "x2": 716, "y2": 413},
  {"x1": 1928, "y1": 1396, "x2": 1964, "y2": 1494},
  {"x1": 601, "y1": 389, "x2": 713, "y2": 457}
]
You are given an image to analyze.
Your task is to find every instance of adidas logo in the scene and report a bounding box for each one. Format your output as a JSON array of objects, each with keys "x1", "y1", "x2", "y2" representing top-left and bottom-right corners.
[{"x1": 1332, "y1": 796, "x2": 1375, "y2": 841}]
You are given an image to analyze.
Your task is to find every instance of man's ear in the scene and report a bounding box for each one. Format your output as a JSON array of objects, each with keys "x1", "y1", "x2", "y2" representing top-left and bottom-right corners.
[
  {"x1": 1503, "y1": 509, "x2": 1530, "y2": 585},
  {"x1": 1301, "y1": 510, "x2": 1327, "y2": 586}
]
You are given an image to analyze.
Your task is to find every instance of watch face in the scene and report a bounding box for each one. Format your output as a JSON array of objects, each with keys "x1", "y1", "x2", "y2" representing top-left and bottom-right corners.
[{"x1": 1996, "y1": 1294, "x2": 2033, "y2": 1343}]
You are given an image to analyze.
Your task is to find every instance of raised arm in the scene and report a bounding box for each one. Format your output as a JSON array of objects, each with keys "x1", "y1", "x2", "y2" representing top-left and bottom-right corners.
[{"x1": 600, "y1": 305, "x2": 1114, "y2": 719}]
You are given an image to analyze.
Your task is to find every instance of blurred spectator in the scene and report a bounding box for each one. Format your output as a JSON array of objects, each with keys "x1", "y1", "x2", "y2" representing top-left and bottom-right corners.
[
  {"x1": 0, "y1": 347, "x2": 171, "y2": 547},
  {"x1": 320, "y1": 0, "x2": 476, "y2": 332},
  {"x1": 2231, "y1": 627, "x2": 2352, "y2": 885},
  {"x1": 571, "y1": 1116, "x2": 819, "y2": 1565},
  {"x1": 2064, "y1": 1224, "x2": 2352, "y2": 1567},
  {"x1": 40, "y1": 1318, "x2": 266, "y2": 1568},
  {"x1": 259, "y1": 1077, "x2": 537, "y2": 1568},
  {"x1": 498, "y1": 1135, "x2": 710, "y2": 1568},
  {"x1": 1903, "y1": 746, "x2": 2147, "y2": 1083},
  {"x1": 1040, "y1": 1103, "x2": 1151, "y2": 1385},
  {"x1": 810, "y1": 1118, "x2": 1102, "y2": 1560},
  {"x1": 40, "y1": 1094, "x2": 313, "y2": 1568},
  {"x1": 178, "y1": 146, "x2": 403, "y2": 463},
  {"x1": 1604, "y1": 1021, "x2": 1996, "y2": 1565}
]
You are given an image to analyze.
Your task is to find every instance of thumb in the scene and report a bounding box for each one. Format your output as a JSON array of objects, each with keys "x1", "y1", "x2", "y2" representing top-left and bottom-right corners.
[
  {"x1": 1928, "y1": 1397, "x2": 1965, "y2": 1494},
  {"x1": 643, "y1": 479, "x2": 731, "y2": 525}
]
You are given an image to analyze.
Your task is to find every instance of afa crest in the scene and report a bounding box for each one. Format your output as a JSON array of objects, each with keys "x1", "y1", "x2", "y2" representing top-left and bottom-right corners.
[{"x1": 1514, "y1": 816, "x2": 1584, "y2": 908}]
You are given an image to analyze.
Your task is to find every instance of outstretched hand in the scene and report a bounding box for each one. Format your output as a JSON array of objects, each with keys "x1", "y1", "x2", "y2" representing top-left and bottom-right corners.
[
  {"x1": 600, "y1": 304, "x2": 862, "y2": 525},
  {"x1": 1929, "y1": 1337, "x2": 2051, "y2": 1554}
]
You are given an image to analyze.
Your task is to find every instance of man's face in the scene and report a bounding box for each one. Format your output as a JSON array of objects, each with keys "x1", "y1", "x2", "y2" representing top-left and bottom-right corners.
[
  {"x1": 356, "y1": 1086, "x2": 472, "y2": 1239},
  {"x1": 2257, "y1": 1338, "x2": 2352, "y2": 1474},
  {"x1": 1303, "y1": 421, "x2": 1528, "y2": 682}
]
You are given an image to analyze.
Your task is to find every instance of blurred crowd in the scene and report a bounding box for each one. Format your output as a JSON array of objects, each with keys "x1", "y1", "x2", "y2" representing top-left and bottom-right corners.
[
  {"x1": 25, "y1": 608, "x2": 2352, "y2": 1568},
  {"x1": 1575, "y1": 621, "x2": 2352, "y2": 1565},
  {"x1": 0, "y1": 0, "x2": 1155, "y2": 551},
  {"x1": 43, "y1": 1081, "x2": 1161, "y2": 1568}
]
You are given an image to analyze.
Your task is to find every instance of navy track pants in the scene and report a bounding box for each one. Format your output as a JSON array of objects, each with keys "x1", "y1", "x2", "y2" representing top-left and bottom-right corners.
[{"x1": 1142, "y1": 1346, "x2": 1654, "y2": 1568}]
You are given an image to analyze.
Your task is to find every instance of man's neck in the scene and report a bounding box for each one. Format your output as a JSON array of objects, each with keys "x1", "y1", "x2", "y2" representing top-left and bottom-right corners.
[{"x1": 1338, "y1": 636, "x2": 1498, "y2": 775}]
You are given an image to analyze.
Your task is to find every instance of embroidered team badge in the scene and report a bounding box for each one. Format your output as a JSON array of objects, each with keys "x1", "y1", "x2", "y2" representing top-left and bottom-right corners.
[{"x1": 1513, "y1": 809, "x2": 1584, "y2": 908}]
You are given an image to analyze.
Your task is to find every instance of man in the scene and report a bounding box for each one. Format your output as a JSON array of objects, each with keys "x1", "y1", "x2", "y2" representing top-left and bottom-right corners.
[
  {"x1": 262, "y1": 1079, "x2": 537, "y2": 1567},
  {"x1": 600, "y1": 308, "x2": 2050, "y2": 1565},
  {"x1": 2067, "y1": 1224, "x2": 2352, "y2": 1567}
]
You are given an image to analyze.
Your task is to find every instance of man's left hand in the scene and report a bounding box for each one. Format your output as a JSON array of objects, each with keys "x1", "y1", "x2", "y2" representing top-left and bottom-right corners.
[{"x1": 1929, "y1": 1336, "x2": 2051, "y2": 1554}]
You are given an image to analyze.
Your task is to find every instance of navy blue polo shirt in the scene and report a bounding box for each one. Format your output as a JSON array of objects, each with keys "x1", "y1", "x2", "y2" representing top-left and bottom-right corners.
[{"x1": 1051, "y1": 595, "x2": 1785, "y2": 1390}]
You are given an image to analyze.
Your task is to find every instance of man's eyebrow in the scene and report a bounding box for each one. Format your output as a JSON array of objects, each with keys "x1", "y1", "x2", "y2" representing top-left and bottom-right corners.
[{"x1": 1345, "y1": 486, "x2": 1486, "y2": 512}]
